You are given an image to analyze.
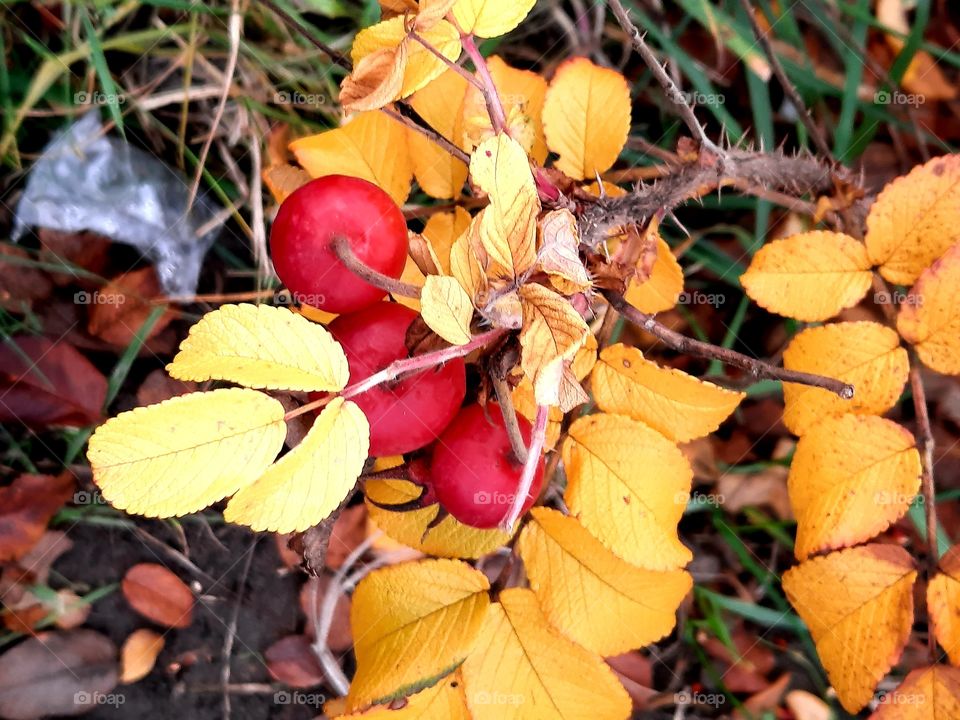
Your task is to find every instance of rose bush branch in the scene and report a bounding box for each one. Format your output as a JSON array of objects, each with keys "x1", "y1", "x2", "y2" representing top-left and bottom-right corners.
[
  {"x1": 603, "y1": 291, "x2": 855, "y2": 398},
  {"x1": 459, "y1": 32, "x2": 508, "y2": 133},
  {"x1": 331, "y1": 236, "x2": 423, "y2": 298}
]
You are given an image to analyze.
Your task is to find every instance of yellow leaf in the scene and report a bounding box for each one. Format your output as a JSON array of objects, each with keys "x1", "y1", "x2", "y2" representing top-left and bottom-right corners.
[
  {"x1": 625, "y1": 237, "x2": 684, "y2": 314},
  {"x1": 415, "y1": 0, "x2": 458, "y2": 30},
  {"x1": 461, "y1": 588, "x2": 631, "y2": 720},
  {"x1": 366, "y1": 478, "x2": 512, "y2": 558},
  {"x1": 789, "y1": 414, "x2": 920, "y2": 561},
  {"x1": 449, "y1": 220, "x2": 487, "y2": 301},
  {"x1": 518, "y1": 283, "x2": 589, "y2": 406},
  {"x1": 423, "y1": 207, "x2": 472, "y2": 274},
  {"x1": 928, "y1": 545, "x2": 960, "y2": 666},
  {"x1": 88, "y1": 389, "x2": 286, "y2": 517},
  {"x1": 896, "y1": 241, "x2": 960, "y2": 375},
  {"x1": 120, "y1": 629, "x2": 164, "y2": 684},
  {"x1": 740, "y1": 231, "x2": 873, "y2": 322},
  {"x1": 350, "y1": 17, "x2": 461, "y2": 102},
  {"x1": 872, "y1": 665, "x2": 960, "y2": 719},
  {"x1": 346, "y1": 558, "x2": 490, "y2": 710},
  {"x1": 291, "y1": 111, "x2": 412, "y2": 205},
  {"x1": 167, "y1": 304, "x2": 349, "y2": 392},
  {"x1": 469, "y1": 133, "x2": 539, "y2": 277},
  {"x1": 542, "y1": 57, "x2": 631, "y2": 180},
  {"x1": 420, "y1": 275, "x2": 474, "y2": 345},
  {"x1": 452, "y1": 0, "x2": 536, "y2": 38},
  {"x1": 865, "y1": 154, "x2": 960, "y2": 285},
  {"x1": 223, "y1": 399, "x2": 369, "y2": 533},
  {"x1": 782, "y1": 544, "x2": 917, "y2": 713},
  {"x1": 782, "y1": 321, "x2": 909, "y2": 436},
  {"x1": 339, "y1": 44, "x2": 407, "y2": 112},
  {"x1": 563, "y1": 413, "x2": 692, "y2": 570},
  {"x1": 262, "y1": 164, "x2": 311, "y2": 204},
  {"x1": 590, "y1": 344, "x2": 744, "y2": 443},
  {"x1": 518, "y1": 508, "x2": 692, "y2": 656},
  {"x1": 408, "y1": 70, "x2": 470, "y2": 199},
  {"x1": 537, "y1": 209, "x2": 591, "y2": 294},
  {"x1": 394, "y1": 255, "x2": 426, "y2": 312},
  {"x1": 460, "y1": 56, "x2": 548, "y2": 163},
  {"x1": 337, "y1": 671, "x2": 470, "y2": 719}
]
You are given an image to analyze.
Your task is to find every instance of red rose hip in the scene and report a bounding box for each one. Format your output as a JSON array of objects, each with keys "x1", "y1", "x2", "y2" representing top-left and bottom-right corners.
[
  {"x1": 270, "y1": 175, "x2": 408, "y2": 313},
  {"x1": 428, "y1": 403, "x2": 545, "y2": 529},
  {"x1": 316, "y1": 303, "x2": 465, "y2": 457}
]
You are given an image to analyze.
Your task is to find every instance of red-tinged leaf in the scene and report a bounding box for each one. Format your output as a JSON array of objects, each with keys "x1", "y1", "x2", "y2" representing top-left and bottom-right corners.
[
  {"x1": 0, "y1": 532, "x2": 74, "y2": 609},
  {"x1": 0, "y1": 336, "x2": 107, "y2": 428},
  {"x1": 121, "y1": 563, "x2": 194, "y2": 629},
  {"x1": 0, "y1": 474, "x2": 75, "y2": 561},
  {"x1": 325, "y1": 505, "x2": 368, "y2": 571},
  {"x1": 135, "y1": 369, "x2": 198, "y2": 407},
  {"x1": 264, "y1": 635, "x2": 325, "y2": 688},
  {"x1": 299, "y1": 577, "x2": 352, "y2": 652},
  {"x1": 606, "y1": 652, "x2": 655, "y2": 710},
  {"x1": 86, "y1": 267, "x2": 174, "y2": 347},
  {"x1": 0, "y1": 245, "x2": 53, "y2": 312},
  {"x1": 37, "y1": 229, "x2": 111, "y2": 285},
  {"x1": 0, "y1": 629, "x2": 118, "y2": 719}
]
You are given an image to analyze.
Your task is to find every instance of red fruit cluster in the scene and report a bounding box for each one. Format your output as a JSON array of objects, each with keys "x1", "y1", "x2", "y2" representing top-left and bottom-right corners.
[{"x1": 272, "y1": 176, "x2": 543, "y2": 528}]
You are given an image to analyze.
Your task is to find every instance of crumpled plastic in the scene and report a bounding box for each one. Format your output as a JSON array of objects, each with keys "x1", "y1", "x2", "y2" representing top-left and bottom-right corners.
[{"x1": 12, "y1": 112, "x2": 220, "y2": 298}]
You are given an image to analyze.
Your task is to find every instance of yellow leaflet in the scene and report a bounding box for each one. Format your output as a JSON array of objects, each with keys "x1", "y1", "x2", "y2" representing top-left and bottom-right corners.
[
  {"x1": 789, "y1": 414, "x2": 920, "y2": 560},
  {"x1": 897, "y1": 241, "x2": 960, "y2": 375},
  {"x1": 872, "y1": 665, "x2": 960, "y2": 719},
  {"x1": 452, "y1": 0, "x2": 536, "y2": 38},
  {"x1": 590, "y1": 343, "x2": 744, "y2": 443},
  {"x1": 340, "y1": 44, "x2": 407, "y2": 112},
  {"x1": 783, "y1": 544, "x2": 916, "y2": 713},
  {"x1": 563, "y1": 413, "x2": 692, "y2": 570},
  {"x1": 366, "y1": 479, "x2": 512, "y2": 559},
  {"x1": 394, "y1": 255, "x2": 426, "y2": 312},
  {"x1": 167, "y1": 304, "x2": 348, "y2": 392},
  {"x1": 865, "y1": 154, "x2": 960, "y2": 285},
  {"x1": 346, "y1": 558, "x2": 489, "y2": 711},
  {"x1": 518, "y1": 283, "x2": 589, "y2": 406},
  {"x1": 449, "y1": 226, "x2": 487, "y2": 302},
  {"x1": 542, "y1": 57, "x2": 631, "y2": 180},
  {"x1": 88, "y1": 388, "x2": 286, "y2": 517},
  {"x1": 420, "y1": 275, "x2": 474, "y2": 345},
  {"x1": 423, "y1": 207, "x2": 472, "y2": 275},
  {"x1": 291, "y1": 111, "x2": 412, "y2": 205},
  {"x1": 334, "y1": 671, "x2": 470, "y2": 718},
  {"x1": 408, "y1": 70, "x2": 470, "y2": 199},
  {"x1": 461, "y1": 56, "x2": 548, "y2": 163},
  {"x1": 928, "y1": 545, "x2": 960, "y2": 666},
  {"x1": 625, "y1": 237, "x2": 684, "y2": 314},
  {"x1": 262, "y1": 164, "x2": 311, "y2": 204},
  {"x1": 740, "y1": 231, "x2": 872, "y2": 322},
  {"x1": 349, "y1": 17, "x2": 461, "y2": 104},
  {"x1": 461, "y1": 589, "x2": 631, "y2": 720},
  {"x1": 518, "y1": 508, "x2": 692, "y2": 656},
  {"x1": 537, "y1": 209, "x2": 591, "y2": 294},
  {"x1": 782, "y1": 321, "x2": 909, "y2": 436},
  {"x1": 223, "y1": 398, "x2": 369, "y2": 534},
  {"x1": 469, "y1": 134, "x2": 539, "y2": 277}
]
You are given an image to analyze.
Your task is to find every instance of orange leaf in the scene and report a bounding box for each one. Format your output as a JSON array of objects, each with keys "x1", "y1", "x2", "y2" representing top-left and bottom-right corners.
[{"x1": 121, "y1": 563, "x2": 195, "y2": 629}]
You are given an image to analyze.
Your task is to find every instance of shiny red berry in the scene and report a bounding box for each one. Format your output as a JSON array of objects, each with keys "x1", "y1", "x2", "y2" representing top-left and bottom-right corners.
[
  {"x1": 314, "y1": 303, "x2": 466, "y2": 457},
  {"x1": 269, "y1": 175, "x2": 407, "y2": 313},
  {"x1": 428, "y1": 403, "x2": 545, "y2": 529}
]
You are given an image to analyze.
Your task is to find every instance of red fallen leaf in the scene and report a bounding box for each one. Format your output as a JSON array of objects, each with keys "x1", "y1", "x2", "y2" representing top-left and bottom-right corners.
[
  {"x1": 135, "y1": 368, "x2": 198, "y2": 407},
  {"x1": 0, "y1": 474, "x2": 75, "y2": 561},
  {"x1": 734, "y1": 672, "x2": 791, "y2": 719},
  {"x1": 606, "y1": 652, "x2": 655, "y2": 710},
  {"x1": 86, "y1": 267, "x2": 175, "y2": 347},
  {"x1": 0, "y1": 245, "x2": 53, "y2": 312},
  {"x1": 264, "y1": 635, "x2": 325, "y2": 688},
  {"x1": 326, "y1": 505, "x2": 368, "y2": 570},
  {"x1": 121, "y1": 563, "x2": 194, "y2": 629},
  {"x1": 299, "y1": 577, "x2": 352, "y2": 652},
  {"x1": 0, "y1": 629, "x2": 118, "y2": 719},
  {"x1": 37, "y1": 228, "x2": 111, "y2": 286},
  {"x1": 0, "y1": 531, "x2": 75, "y2": 609},
  {"x1": 701, "y1": 626, "x2": 776, "y2": 694},
  {"x1": 1, "y1": 605, "x2": 48, "y2": 635},
  {"x1": 0, "y1": 336, "x2": 107, "y2": 428}
]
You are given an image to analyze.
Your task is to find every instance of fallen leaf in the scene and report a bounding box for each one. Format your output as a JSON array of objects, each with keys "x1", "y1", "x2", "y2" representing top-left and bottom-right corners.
[
  {"x1": 119, "y1": 629, "x2": 164, "y2": 684},
  {"x1": 121, "y1": 563, "x2": 195, "y2": 629},
  {"x1": 871, "y1": 664, "x2": 960, "y2": 718},
  {"x1": 265, "y1": 635, "x2": 325, "y2": 688},
  {"x1": 86, "y1": 267, "x2": 174, "y2": 347},
  {"x1": 928, "y1": 545, "x2": 960, "y2": 666},
  {"x1": 0, "y1": 474, "x2": 75, "y2": 562}
]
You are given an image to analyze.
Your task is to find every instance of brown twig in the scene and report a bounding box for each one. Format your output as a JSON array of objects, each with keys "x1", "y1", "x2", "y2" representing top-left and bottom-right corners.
[
  {"x1": 604, "y1": 291, "x2": 855, "y2": 398},
  {"x1": 738, "y1": 0, "x2": 836, "y2": 163},
  {"x1": 331, "y1": 236, "x2": 422, "y2": 298},
  {"x1": 491, "y1": 373, "x2": 529, "y2": 464},
  {"x1": 607, "y1": 0, "x2": 723, "y2": 159},
  {"x1": 910, "y1": 360, "x2": 940, "y2": 661}
]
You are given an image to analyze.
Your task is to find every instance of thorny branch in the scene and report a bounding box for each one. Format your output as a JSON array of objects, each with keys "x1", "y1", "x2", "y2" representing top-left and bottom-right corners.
[
  {"x1": 604, "y1": 291, "x2": 856, "y2": 398},
  {"x1": 331, "y1": 236, "x2": 422, "y2": 298}
]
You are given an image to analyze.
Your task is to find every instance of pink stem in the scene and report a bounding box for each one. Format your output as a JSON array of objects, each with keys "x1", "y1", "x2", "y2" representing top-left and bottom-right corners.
[
  {"x1": 460, "y1": 33, "x2": 508, "y2": 133},
  {"x1": 500, "y1": 404, "x2": 548, "y2": 531}
]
